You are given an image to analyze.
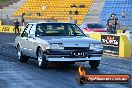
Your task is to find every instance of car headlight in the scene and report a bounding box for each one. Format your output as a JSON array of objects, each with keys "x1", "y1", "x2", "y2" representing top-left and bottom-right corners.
[
  {"x1": 90, "y1": 43, "x2": 103, "y2": 51},
  {"x1": 50, "y1": 43, "x2": 64, "y2": 49}
]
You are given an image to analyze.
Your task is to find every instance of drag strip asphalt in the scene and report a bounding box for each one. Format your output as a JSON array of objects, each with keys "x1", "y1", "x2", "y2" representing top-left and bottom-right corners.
[{"x1": 0, "y1": 33, "x2": 131, "y2": 88}]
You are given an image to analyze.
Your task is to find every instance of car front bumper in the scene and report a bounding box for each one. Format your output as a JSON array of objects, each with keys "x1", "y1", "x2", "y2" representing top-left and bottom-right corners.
[
  {"x1": 46, "y1": 57, "x2": 101, "y2": 62},
  {"x1": 44, "y1": 49, "x2": 103, "y2": 62}
]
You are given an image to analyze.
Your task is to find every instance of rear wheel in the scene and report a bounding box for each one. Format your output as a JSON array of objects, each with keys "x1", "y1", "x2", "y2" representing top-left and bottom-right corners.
[
  {"x1": 89, "y1": 60, "x2": 100, "y2": 69},
  {"x1": 17, "y1": 45, "x2": 29, "y2": 62},
  {"x1": 37, "y1": 48, "x2": 48, "y2": 69}
]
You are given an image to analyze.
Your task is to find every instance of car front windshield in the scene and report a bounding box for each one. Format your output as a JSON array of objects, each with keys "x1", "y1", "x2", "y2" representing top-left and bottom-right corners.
[
  {"x1": 87, "y1": 24, "x2": 104, "y2": 29},
  {"x1": 36, "y1": 23, "x2": 85, "y2": 36}
]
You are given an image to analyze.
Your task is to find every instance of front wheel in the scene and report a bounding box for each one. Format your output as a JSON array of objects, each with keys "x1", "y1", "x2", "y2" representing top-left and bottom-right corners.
[
  {"x1": 17, "y1": 45, "x2": 29, "y2": 62},
  {"x1": 37, "y1": 48, "x2": 48, "y2": 69},
  {"x1": 89, "y1": 60, "x2": 100, "y2": 69}
]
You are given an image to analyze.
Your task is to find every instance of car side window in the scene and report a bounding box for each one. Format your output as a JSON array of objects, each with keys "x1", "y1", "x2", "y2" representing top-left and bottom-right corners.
[
  {"x1": 29, "y1": 24, "x2": 36, "y2": 35},
  {"x1": 21, "y1": 24, "x2": 32, "y2": 37}
]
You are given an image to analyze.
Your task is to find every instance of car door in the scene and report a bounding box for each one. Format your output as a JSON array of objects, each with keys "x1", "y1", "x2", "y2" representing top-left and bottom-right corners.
[
  {"x1": 27, "y1": 24, "x2": 37, "y2": 58},
  {"x1": 20, "y1": 24, "x2": 33, "y2": 56}
]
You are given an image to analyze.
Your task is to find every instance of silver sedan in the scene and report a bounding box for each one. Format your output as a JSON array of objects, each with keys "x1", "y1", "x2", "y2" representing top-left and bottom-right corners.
[{"x1": 15, "y1": 22, "x2": 103, "y2": 69}]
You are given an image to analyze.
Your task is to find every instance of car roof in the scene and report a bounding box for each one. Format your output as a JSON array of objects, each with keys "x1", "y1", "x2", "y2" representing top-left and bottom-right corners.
[{"x1": 28, "y1": 22, "x2": 75, "y2": 25}]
